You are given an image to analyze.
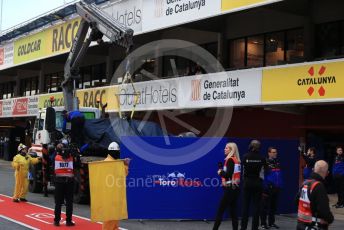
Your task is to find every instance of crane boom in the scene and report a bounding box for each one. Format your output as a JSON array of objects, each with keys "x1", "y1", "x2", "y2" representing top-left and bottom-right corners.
[{"x1": 63, "y1": 0, "x2": 134, "y2": 112}]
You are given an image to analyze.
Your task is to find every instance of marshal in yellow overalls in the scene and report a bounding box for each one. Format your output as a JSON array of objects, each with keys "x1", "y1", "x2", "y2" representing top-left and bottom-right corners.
[
  {"x1": 102, "y1": 154, "x2": 129, "y2": 230},
  {"x1": 12, "y1": 144, "x2": 40, "y2": 202}
]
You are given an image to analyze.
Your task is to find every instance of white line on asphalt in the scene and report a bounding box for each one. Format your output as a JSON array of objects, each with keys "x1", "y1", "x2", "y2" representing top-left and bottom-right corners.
[
  {"x1": 0, "y1": 215, "x2": 40, "y2": 230},
  {"x1": 25, "y1": 214, "x2": 53, "y2": 225},
  {"x1": 0, "y1": 194, "x2": 128, "y2": 230}
]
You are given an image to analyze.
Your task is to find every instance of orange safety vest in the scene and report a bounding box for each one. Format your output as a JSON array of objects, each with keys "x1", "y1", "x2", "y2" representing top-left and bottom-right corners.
[
  {"x1": 298, "y1": 179, "x2": 326, "y2": 225},
  {"x1": 222, "y1": 157, "x2": 241, "y2": 186},
  {"x1": 54, "y1": 155, "x2": 74, "y2": 177}
]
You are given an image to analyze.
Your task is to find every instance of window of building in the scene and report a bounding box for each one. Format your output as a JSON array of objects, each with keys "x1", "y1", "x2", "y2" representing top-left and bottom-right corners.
[
  {"x1": 20, "y1": 77, "x2": 38, "y2": 96},
  {"x1": 247, "y1": 35, "x2": 264, "y2": 67},
  {"x1": 44, "y1": 72, "x2": 63, "y2": 93},
  {"x1": 315, "y1": 21, "x2": 341, "y2": 58},
  {"x1": 265, "y1": 32, "x2": 285, "y2": 66},
  {"x1": 79, "y1": 63, "x2": 106, "y2": 89},
  {"x1": 92, "y1": 62, "x2": 106, "y2": 87},
  {"x1": 82, "y1": 66, "x2": 92, "y2": 89},
  {"x1": 0, "y1": 81, "x2": 15, "y2": 99},
  {"x1": 229, "y1": 28, "x2": 304, "y2": 69},
  {"x1": 229, "y1": 38, "x2": 245, "y2": 69},
  {"x1": 161, "y1": 43, "x2": 213, "y2": 78},
  {"x1": 286, "y1": 29, "x2": 304, "y2": 63},
  {"x1": 131, "y1": 57, "x2": 156, "y2": 81}
]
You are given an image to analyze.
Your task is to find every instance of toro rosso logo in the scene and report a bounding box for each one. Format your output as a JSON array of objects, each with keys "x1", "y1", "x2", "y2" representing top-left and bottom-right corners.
[{"x1": 152, "y1": 171, "x2": 202, "y2": 187}]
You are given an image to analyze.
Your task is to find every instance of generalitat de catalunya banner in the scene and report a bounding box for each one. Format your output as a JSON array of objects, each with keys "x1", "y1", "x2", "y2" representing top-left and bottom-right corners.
[{"x1": 120, "y1": 136, "x2": 298, "y2": 219}]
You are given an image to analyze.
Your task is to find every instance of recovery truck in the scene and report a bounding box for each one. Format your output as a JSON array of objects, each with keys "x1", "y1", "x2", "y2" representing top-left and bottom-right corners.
[{"x1": 28, "y1": 0, "x2": 134, "y2": 203}]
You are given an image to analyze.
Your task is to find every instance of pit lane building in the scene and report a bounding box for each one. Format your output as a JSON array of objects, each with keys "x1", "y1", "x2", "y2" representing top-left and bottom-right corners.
[{"x1": 0, "y1": 0, "x2": 344, "y2": 171}]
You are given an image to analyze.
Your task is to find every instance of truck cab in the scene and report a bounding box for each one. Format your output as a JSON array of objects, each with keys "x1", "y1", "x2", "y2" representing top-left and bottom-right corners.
[{"x1": 32, "y1": 107, "x2": 101, "y2": 146}]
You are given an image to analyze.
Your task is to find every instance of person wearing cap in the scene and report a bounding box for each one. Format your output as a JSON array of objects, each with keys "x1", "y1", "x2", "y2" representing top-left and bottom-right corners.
[
  {"x1": 12, "y1": 143, "x2": 41, "y2": 202},
  {"x1": 102, "y1": 142, "x2": 130, "y2": 230}
]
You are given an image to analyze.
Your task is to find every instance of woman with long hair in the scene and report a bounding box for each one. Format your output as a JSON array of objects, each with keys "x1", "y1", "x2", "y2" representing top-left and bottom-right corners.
[{"x1": 213, "y1": 142, "x2": 241, "y2": 230}]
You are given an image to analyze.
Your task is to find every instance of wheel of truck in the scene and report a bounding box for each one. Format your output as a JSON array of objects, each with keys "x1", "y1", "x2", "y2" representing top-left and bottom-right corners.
[
  {"x1": 29, "y1": 163, "x2": 43, "y2": 193},
  {"x1": 73, "y1": 170, "x2": 89, "y2": 204}
]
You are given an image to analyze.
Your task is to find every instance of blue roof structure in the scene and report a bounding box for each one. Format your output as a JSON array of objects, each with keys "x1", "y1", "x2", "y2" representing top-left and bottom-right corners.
[{"x1": 0, "y1": 0, "x2": 109, "y2": 43}]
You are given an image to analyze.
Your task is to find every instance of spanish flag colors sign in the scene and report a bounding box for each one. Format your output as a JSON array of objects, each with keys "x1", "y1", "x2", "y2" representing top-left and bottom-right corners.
[{"x1": 89, "y1": 160, "x2": 128, "y2": 222}]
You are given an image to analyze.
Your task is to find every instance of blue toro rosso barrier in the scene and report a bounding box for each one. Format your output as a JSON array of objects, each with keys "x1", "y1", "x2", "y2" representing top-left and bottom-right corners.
[{"x1": 121, "y1": 137, "x2": 299, "y2": 220}]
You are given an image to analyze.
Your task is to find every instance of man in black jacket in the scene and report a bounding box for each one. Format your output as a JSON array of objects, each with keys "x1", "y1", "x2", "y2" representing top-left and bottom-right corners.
[
  {"x1": 240, "y1": 140, "x2": 266, "y2": 230},
  {"x1": 296, "y1": 160, "x2": 334, "y2": 230}
]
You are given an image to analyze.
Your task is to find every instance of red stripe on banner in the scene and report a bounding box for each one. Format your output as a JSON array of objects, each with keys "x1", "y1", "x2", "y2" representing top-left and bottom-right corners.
[{"x1": 0, "y1": 194, "x2": 102, "y2": 230}]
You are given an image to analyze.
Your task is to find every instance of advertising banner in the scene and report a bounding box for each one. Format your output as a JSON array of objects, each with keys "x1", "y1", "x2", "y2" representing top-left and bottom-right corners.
[
  {"x1": 142, "y1": 0, "x2": 221, "y2": 32},
  {"x1": 0, "y1": 42, "x2": 14, "y2": 70},
  {"x1": 76, "y1": 85, "x2": 119, "y2": 111},
  {"x1": 45, "y1": 18, "x2": 81, "y2": 56},
  {"x1": 1, "y1": 99, "x2": 12, "y2": 117},
  {"x1": 179, "y1": 70, "x2": 261, "y2": 108},
  {"x1": 12, "y1": 98, "x2": 29, "y2": 116},
  {"x1": 119, "y1": 78, "x2": 179, "y2": 111},
  {"x1": 0, "y1": 96, "x2": 38, "y2": 118},
  {"x1": 37, "y1": 86, "x2": 120, "y2": 111},
  {"x1": 221, "y1": 0, "x2": 282, "y2": 12},
  {"x1": 262, "y1": 60, "x2": 344, "y2": 102},
  {"x1": 13, "y1": 18, "x2": 80, "y2": 65},
  {"x1": 27, "y1": 96, "x2": 39, "y2": 116},
  {"x1": 121, "y1": 136, "x2": 298, "y2": 219},
  {"x1": 13, "y1": 30, "x2": 48, "y2": 65},
  {"x1": 102, "y1": 0, "x2": 142, "y2": 34},
  {"x1": 37, "y1": 92, "x2": 64, "y2": 109}
]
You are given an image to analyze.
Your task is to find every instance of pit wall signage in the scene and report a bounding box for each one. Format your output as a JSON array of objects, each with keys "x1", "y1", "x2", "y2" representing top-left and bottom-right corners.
[{"x1": 262, "y1": 60, "x2": 344, "y2": 102}]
